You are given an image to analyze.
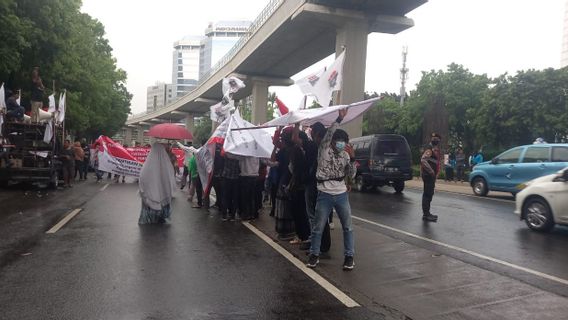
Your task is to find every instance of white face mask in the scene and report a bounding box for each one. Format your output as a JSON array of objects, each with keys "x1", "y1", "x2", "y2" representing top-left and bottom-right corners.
[{"x1": 335, "y1": 141, "x2": 346, "y2": 151}]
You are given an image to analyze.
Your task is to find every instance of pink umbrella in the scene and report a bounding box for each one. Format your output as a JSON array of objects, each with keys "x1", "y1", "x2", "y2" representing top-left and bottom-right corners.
[{"x1": 146, "y1": 123, "x2": 193, "y2": 140}]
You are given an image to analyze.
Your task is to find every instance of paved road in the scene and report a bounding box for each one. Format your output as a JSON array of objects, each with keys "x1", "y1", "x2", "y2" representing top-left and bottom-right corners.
[
  {"x1": 0, "y1": 181, "x2": 379, "y2": 320},
  {"x1": 2, "y1": 180, "x2": 568, "y2": 319},
  {"x1": 349, "y1": 187, "x2": 568, "y2": 287}
]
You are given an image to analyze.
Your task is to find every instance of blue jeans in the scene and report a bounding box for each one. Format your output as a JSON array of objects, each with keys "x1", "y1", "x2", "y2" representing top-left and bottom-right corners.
[{"x1": 309, "y1": 191, "x2": 354, "y2": 257}]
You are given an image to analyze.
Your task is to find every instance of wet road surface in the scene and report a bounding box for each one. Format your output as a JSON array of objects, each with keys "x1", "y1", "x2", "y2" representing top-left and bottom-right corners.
[
  {"x1": 348, "y1": 187, "x2": 568, "y2": 293},
  {"x1": 1, "y1": 180, "x2": 568, "y2": 319},
  {"x1": 0, "y1": 181, "x2": 379, "y2": 320}
]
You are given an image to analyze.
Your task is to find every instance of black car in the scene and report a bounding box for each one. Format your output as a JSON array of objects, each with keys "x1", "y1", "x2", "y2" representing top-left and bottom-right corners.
[{"x1": 351, "y1": 134, "x2": 412, "y2": 193}]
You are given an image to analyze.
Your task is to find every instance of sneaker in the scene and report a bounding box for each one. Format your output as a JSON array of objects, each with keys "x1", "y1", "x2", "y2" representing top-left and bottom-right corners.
[
  {"x1": 329, "y1": 222, "x2": 335, "y2": 230},
  {"x1": 306, "y1": 254, "x2": 319, "y2": 268},
  {"x1": 221, "y1": 216, "x2": 228, "y2": 222},
  {"x1": 422, "y1": 213, "x2": 438, "y2": 222},
  {"x1": 343, "y1": 256, "x2": 355, "y2": 271}
]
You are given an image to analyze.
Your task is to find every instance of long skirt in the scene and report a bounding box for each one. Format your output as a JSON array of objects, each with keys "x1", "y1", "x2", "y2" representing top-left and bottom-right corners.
[
  {"x1": 274, "y1": 186, "x2": 295, "y2": 240},
  {"x1": 138, "y1": 200, "x2": 172, "y2": 224}
]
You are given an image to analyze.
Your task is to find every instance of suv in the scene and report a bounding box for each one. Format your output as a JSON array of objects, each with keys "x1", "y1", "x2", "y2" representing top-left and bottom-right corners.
[
  {"x1": 351, "y1": 134, "x2": 412, "y2": 193},
  {"x1": 469, "y1": 144, "x2": 568, "y2": 196}
]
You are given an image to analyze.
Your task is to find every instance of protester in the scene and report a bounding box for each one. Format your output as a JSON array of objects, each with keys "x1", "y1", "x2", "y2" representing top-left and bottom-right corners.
[
  {"x1": 421, "y1": 133, "x2": 442, "y2": 222},
  {"x1": 444, "y1": 152, "x2": 455, "y2": 182},
  {"x1": 228, "y1": 154, "x2": 259, "y2": 220},
  {"x1": 306, "y1": 109, "x2": 356, "y2": 270},
  {"x1": 455, "y1": 147, "x2": 466, "y2": 182},
  {"x1": 5, "y1": 90, "x2": 25, "y2": 121},
  {"x1": 93, "y1": 142, "x2": 104, "y2": 182},
  {"x1": 255, "y1": 162, "x2": 267, "y2": 218},
  {"x1": 211, "y1": 144, "x2": 224, "y2": 209},
  {"x1": 30, "y1": 67, "x2": 45, "y2": 123},
  {"x1": 176, "y1": 141, "x2": 197, "y2": 190},
  {"x1": 220, "y1": 153, "x2": 240, "y2": 221},
  {"x1": 188, "y1": 153, "x2": 203, "y2": 208},
  {"x1": 74, "y1": 141, "x2": 85, "y2": 180},
  {"x1": 138, "y1": 142, "x2": 176, "y2": 224},
  {"x1": 82, "y1": 141, "x2": 91, "y2": 180},
  {"x1": 60, "y1": 139, "x2": 75, "y2": 188},
  {"x1": 287, "y1": 127, "x2": 311, "y2": 245},
  {"x1": 272, "y1": 127, "x2": 296, "y2": 240},
  {"x1": 303, "y1": 122, "x2": 331, "y2": 252}
]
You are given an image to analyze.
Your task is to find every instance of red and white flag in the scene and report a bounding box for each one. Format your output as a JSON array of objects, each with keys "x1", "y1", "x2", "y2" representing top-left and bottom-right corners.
[
  {"x1": 295, "y1": 51, "x2": 345, "y2": 108},
  {"x1": 275, "y1": 97, "x2": 289, "y2": 115},
  {"x1": 95, "y1": 136, "x2": 143, "y2": 177}
]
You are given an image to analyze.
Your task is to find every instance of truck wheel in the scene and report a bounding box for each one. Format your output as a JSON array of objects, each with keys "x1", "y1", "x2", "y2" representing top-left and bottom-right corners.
[
  {"x1": 48, "y1": 172, "x2": 59, "y2": 189},
  {"x1": 393, "y1": 181, "x2": 405, "y2": 193}
]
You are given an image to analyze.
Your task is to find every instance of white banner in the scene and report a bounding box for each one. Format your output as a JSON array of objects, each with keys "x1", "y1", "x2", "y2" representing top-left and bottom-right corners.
[
  {"x1": 263, "y1": 97, "x2": 380, "y2": 127},
  {"x1": 98, "y1": 151, "x2": 143, "y2": 178},
  {"x1": 223, "y1": 110, "x2": 273, "y2": 158}
]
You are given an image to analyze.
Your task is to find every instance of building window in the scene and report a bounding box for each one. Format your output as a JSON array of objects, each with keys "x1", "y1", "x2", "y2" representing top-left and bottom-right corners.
[
  {"x1": 178, "y1": 66, "x2": 183, "y2": 71},
  {"x1": 178, "y1": 52, "x2": 182, "y2": 58},
  {"x1": 178, "y1": 59, "x2": 182, "y2": 64},
  {"x1": 177, "y1": 72, "x2": 183, "y2": 77}
]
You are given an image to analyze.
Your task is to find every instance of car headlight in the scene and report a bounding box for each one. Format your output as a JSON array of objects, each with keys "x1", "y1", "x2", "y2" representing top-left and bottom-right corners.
[{"x1": 516, "y1": 182, "x2": 529, "y2": 190}]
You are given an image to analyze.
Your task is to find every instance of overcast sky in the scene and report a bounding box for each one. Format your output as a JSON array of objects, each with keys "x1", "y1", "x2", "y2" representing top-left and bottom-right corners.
[{"x1": 81, "y1": 0, "x2": 566, "y2": 114}]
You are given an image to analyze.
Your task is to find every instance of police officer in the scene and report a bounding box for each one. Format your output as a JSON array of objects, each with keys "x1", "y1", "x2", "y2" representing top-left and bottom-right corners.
[{"x1": 421, "y1": 133, "x2": 441, "y2": 222}]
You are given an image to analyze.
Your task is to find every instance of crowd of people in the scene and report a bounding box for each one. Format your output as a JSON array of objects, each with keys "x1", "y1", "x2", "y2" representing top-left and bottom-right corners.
[{"x1": 142, "y1": 110, "x2": 358, "y2": 270}]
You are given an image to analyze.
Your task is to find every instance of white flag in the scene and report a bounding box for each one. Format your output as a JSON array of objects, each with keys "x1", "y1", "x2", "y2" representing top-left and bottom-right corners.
[
  {"x1": 57, "y1": 91, "x2": 66, "y2": 123},
  {"x1": 295, "y1": 51, "x2": 345, "y2": 108},
  {"x1": 16, "y1": 90, "x2": 20, "y2": 106},
  {"x1": 43, "y1": 120, "x2": 53, "y2": 143},
  {"x1": 0, "y1": 84, "x2": 6, "y2": 112},
  {"x1": 48, "y1": 94, "x2": 56, "y2": 113},
  {"x1": 0, "y1": 84, "x2": 5, "y2": 134}
]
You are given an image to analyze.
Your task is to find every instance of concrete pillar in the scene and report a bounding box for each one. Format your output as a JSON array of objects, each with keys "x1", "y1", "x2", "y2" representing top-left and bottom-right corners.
[
  {"x1": 136, "y1": 126, "x2": 145, "y2": 145},
  {"x1": 336, "y1": 19, "x2": 368, "y2": 138},
  {"x1": 251, "y1": 80, "x2": 268, "y2": 125},
  {"x1": 185, "y1": 114, "x2": 195, "y2": 144},
  {"x1": 124, "y1": 128, "x2": 133, "y2": 146}
]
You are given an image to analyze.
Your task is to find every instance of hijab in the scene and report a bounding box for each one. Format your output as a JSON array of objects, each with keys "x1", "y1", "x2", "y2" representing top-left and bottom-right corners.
[{"x1": 139, "y1": 142, "x2": 176, "y2": 210}]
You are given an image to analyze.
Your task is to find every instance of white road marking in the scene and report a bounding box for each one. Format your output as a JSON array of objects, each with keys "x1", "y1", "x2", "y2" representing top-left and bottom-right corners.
[
  {"x1": 352, "y1": 215, "x2": 568, "y2": 287},
  {"x1": 242, "y1": 222, "x2": 360, "y2": 308},
  {"x1": 406, "y1": 186, "x2": 514, "y2": 204},
  {"x1": 46, "y1": 208, "x2": 83, "y2": 234},
  {"x1": 100, "y1": 183, "x2": 109, "y2": 192}
]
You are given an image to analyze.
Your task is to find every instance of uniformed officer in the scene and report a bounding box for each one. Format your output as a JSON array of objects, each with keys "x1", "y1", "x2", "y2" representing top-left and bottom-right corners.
[{"x1": 421, "y1": 133, "x2": 441, "y2": 222}]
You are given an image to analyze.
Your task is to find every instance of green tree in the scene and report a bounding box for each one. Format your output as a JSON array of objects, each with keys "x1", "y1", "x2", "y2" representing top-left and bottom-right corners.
[{"x1": 0, "y1": 0, "x2": 131, "y2": 139}]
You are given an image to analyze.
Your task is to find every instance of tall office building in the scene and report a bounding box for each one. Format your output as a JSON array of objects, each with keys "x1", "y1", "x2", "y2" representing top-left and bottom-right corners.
[
  {"x1": 562, "y1": 0, "x2": 568, "y2": 68},
  {"x1": 172, "y1": 36, "x2": 205, "y2": 97},
  {"x1": 199, "y1": 21, "x2": 252, "y2": 78},
  {"x1": 147, "y1": 82, "x2": 174, "y2": 112}
]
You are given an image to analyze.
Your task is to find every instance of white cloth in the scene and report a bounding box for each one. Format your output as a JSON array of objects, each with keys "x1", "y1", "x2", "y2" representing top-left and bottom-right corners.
[
  {"x1": 223, "y1": 109, "x2": 274, "y2": 158},
  {"x1": 138, "y1": 143, "x2": 176, "y2": 211},
  {"x1": 263, "y1": 97, "x2": 379, "y2": 127}
]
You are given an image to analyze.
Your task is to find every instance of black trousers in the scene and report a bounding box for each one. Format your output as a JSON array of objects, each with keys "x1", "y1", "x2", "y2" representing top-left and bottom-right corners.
[
  {"x1": 238, "y1": 176, "x2": 257, "y2": 220},
  {"x1": 222, "y1": 178, "x2": 239, "y2": 218},
  {"x1": 291, "y1": 189, "x2": 311, "y2": 241},
  {"x1": 422, "y1": 174, "x2": 436, "y2": 215},
  {"x1": 211, "y1": 176, "x2": 223, "y2": 207}
]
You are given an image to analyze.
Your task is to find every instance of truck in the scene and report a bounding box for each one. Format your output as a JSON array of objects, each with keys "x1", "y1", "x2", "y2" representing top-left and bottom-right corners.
[{"x1": 0, "y1": 121, "x2": 62, "y2": 188}]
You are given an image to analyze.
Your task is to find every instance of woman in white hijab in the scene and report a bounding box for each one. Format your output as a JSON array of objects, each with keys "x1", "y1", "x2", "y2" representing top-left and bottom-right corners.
[{"x1": 138, "y1": 142, "x2": 176, "y2": 224}]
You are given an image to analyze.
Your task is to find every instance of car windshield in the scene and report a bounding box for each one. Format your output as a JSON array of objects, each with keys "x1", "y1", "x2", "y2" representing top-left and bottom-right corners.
[{"x1": 374, "y1": 140, "x2": 409, "y2": 157}]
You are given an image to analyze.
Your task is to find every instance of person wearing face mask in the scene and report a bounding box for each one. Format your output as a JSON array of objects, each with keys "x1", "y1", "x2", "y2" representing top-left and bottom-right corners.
[
  {"x1": 306, "y1": 109, "x2": 357, "y2": 271},
  {"x1": 420, "y1": 132, "x2": 442, "y2": 222}
]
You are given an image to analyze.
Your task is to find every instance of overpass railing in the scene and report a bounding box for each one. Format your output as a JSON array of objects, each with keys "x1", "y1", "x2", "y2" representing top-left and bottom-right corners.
[
  {"x1": 129, "y1": 0, "x2": 285, "y2": 121},
  {"x1": 197, "y1": 0, "x2": 285, "y2": 84}
]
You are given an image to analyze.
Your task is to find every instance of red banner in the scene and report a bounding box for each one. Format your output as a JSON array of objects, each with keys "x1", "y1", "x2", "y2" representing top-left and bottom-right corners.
[{"x1": 126, "y1": 147, "x2": 185, "y2": 167}]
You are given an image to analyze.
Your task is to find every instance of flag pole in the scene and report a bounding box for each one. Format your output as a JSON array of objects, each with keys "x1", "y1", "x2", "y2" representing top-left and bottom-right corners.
[{"x1": 230, "y1": 125, "x2": 280, "y2": 131}]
